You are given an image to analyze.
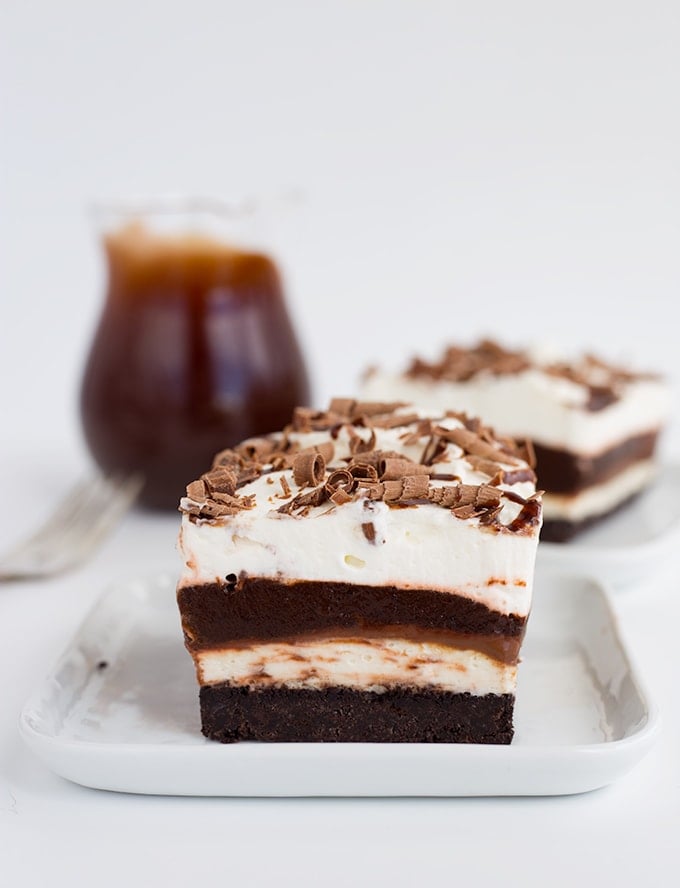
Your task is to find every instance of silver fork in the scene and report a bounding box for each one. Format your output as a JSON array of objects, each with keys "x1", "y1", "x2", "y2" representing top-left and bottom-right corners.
[{"x1": 0, "y1": 473, "x2": 144, "y2": 582}]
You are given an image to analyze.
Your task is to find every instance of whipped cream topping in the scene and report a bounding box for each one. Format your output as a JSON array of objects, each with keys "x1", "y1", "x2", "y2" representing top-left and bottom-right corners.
[
  {"x1": 362, "y1": 371, "x2": 670, "y2": 456},
  {"x1": 178, "y1": 406, "x2": 541, "y2": 617}
]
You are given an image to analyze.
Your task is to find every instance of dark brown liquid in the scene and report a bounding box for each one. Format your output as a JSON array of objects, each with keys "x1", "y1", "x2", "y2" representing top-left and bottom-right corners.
[{"x1": 80, "y1": 224, "x2": 310, "y2": 509}]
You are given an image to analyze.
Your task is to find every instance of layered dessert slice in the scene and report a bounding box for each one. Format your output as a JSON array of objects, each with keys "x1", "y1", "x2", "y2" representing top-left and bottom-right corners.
[
  {"x1": 177, "y1": 399, "x2": 542, "y2": 744},
  {"x1": 362, "y1": 341, "x2": 670, "y2": 541}
]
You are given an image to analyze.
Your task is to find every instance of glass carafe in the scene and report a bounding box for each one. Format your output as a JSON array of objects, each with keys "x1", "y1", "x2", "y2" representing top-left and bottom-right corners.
[{"x1": 80, "y1": 200, "x2": 310, "y2": 510}]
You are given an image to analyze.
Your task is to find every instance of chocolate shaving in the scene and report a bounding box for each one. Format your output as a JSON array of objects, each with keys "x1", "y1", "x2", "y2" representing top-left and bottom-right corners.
[
  {"x1": 465, "y1": 455, "x2": 503, "y2": 478},
  {"x1": 369, "y1": 412, "x2": 421, "y2": 430},
  {"x1": 276, "y1": 484, "x2": 330, "y2": 515},
  {"x1": 186, "y1": 479, "x2": 208, "y2": 503},
  {"x1": 201, "y1": 466, "x2": 237, "y2": 496},
  {"x1": 421, "y1": 434, "x2": 448, "y2": 466},
  {"x1": 435, "y1": 426, "x2": 521, "y2": 467},
  {"x1": 353, "y1": 401, "x2": 407, "y2": 417},
  {"x1": 328, "y1": 397, "x2": 356, "y2": 416},
  {"x1": 211, "y1": 448, "x2": 245, "y2": 470},
  {"x1": 279, "y1": 475, "x2": 292, "y2": 498},
  {"x1": 236, "y1": 465, "x2": 263, "y2": 487},
  {"x1": 378, "y1": 458, "x2": 431, "y2": 481},
  {"x1": 237, "y1": 437, "x2": 277, "y2": 461},
  {"x1": 293, "y1": 451, "x2": 326, "y2": 488},
  {"x1": 406, "y1": 339, "x2": 530, "y2": 383},
  {"x1": 348, "y1": 426, "x2": 377, "y2": 455},
  {"x1": 400, "y1": 419, "x2": 433, "y2": 446},
  {"x1": 330, "y1": 488, "x2": 353, "y2": 506},
  {"x1": 362, "y1": 522, "x2": 376, "y2": 543}
]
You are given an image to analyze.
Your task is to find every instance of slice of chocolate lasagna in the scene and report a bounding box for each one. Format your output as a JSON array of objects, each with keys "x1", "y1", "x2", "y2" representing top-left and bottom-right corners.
[
  {"x1": 362, "y1": 341, "x2": 670, "y2": 541},
  {"x1": 177, "y1": 400, "x2": 542, "y2": 744}
]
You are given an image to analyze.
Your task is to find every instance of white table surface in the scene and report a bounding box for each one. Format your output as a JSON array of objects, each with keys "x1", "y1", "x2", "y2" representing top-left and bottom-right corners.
[
  {"x1": 1, "y1": 438, "x2": 679, "y2": 887},
  {"x1": 2, "y1": 1, "x2": 680, "y2": 882}
]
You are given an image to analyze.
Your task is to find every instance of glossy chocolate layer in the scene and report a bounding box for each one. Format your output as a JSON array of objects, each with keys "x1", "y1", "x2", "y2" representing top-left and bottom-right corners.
[
  {"x1": 178, "y1": 577, "x2": 527, "y2": 651},
  {"x1": 534, "y1": 431, "x2": 657, "y2": 494},
  {"x1": 200, "y1": 684, "x2": 514, "y2": 743}
]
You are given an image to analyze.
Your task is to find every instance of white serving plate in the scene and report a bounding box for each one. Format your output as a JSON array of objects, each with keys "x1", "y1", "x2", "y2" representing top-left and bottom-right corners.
[
  {"x1": 538, "y1": 464, "x2": 680, "y2": 589},
  {"x1": 20, "y1": 571, "x2": 658, "y2": 797}
]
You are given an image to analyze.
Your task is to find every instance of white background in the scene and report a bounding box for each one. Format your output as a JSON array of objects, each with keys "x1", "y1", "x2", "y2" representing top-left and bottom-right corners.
[{"x1": 1, "y1": 2, "x2": 679, "y2": 885}]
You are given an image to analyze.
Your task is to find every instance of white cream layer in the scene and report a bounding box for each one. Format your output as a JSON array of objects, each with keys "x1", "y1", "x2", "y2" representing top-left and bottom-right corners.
[
  {"x1": 542, "y1": 460, "x2": 656, "y2": 523},
  {"x1": 178, "y1": 411, "x2": 540, "y2": 618},
  {"x1": 362, "y1": 369, "x2": 669, "y2": 456},
  {"x1": 197, "y1": 638, "x2": 516, "y2": 696}
]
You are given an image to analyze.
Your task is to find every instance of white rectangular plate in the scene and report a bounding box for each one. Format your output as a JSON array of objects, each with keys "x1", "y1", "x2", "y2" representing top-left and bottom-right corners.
[{"x1": 20, "y1": 571, "x2": 658, "y2": 797}]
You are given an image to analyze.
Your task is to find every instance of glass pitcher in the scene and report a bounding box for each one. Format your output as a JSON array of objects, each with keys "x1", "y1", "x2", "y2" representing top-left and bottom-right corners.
[{"x1": 80, "y1": 198, "x2": 310, "y2": 510}]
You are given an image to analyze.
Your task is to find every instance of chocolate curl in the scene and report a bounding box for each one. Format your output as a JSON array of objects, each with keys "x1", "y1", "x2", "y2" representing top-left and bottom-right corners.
[
  {"x1": 277, "y1": 484, "x2": 329, "y2": 514},
  {"x1": 378, "y1": 458, "x2": 430, "y2": 481},
  {"x1": 465, "y1": 455, "x2": 503, "y2": 478},
  {"x1": 201, "y1": 466, "x2": 237, "y2": 496},
  {"x1": 382, "y1": 475, "x2": 430, "y2": 503},
  {"x1": 356, "y1": 480, "x2": 385, "y2": 500},
  {"x1": 420, "y1": 435, "x2": 447, "y2": 466},
  {"x1": 312, "y1": 441, "x2": 335, "y2": 464},
  {"x1": 293, "y1": 451, "x2": 326, "y2": 488},
  {"x1": 212, "y1": 491, "x2": 253, "y2": 509},
  {"x1": 369, "y1": 412, "x2": 421, "y2": 430},
  {"x1": 348, "y1": 426, "x2": 377, "y2": 455},
  {"x1": 382, "y1": 481, "x2": 404, "y2": 503},
  {"x1": 428, "y1": 483, "x2": 502, "y2": 513},
  {"x1": 237, "y1": 437, "x2": 277, "y2": 462},
  {"x1": 186, "y1": 479, "x2": 207, "y2": 502},
  {"x1": 291, "y1": 406, "x2": 336, "y2": 432},
  {"x1": 211, "y1": 448, "x2": 245, "y2": 470},
  {"x1": 352, "y1": 401, "x2": 406, "y2": 418},
  {"x1": 328, "y1": 397, "x2": 356, "y2": 417},
  {"x1": 437, "y1": 426, "x2": 521, "y2": 466},
  {"x1": 349, "y1": 449, "x2": 401, "y2": 469},
  {"x1": 325, "y1": 468, "x2": 357, "y2": 496},
  {"x1": 349, "y1": 463, "x2": 379, "y2": 482},
  {"x1": 445, "y1": 411, "x2": 482, "y2": 434},
  {"x1": 400, "y1": 419, "x2": 433, "y2": 446},
  {"x1": 401, "y1": 475, "x2": 430, "y2": 499},
  {"x1": 236, "y1": 465, "x2": 262, "y2": 487}
]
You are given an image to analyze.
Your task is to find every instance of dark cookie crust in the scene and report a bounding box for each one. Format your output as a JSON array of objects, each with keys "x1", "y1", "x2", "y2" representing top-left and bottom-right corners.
[{"x1": 199, "y1": 684, "x2": 515, "y2": 744}]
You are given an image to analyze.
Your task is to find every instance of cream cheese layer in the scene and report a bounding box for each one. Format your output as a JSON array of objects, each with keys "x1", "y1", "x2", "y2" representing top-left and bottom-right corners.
[{"x1": 197, "y1": 638, "x2": 517, "y2": 695}]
